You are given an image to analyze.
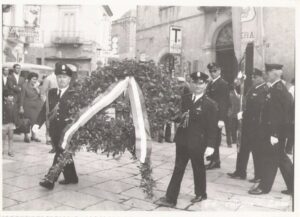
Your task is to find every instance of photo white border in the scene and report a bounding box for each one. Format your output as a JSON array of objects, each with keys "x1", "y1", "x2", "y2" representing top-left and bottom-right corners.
[{"x1": 1, "y1": 0, "x2": 299, "y2": 216}]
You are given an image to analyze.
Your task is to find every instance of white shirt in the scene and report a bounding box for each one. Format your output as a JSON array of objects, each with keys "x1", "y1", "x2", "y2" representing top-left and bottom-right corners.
[
  {"x1": 3, "y1": 76, "x2": 7, "y2": 85},
  {"x1": 57, "y1": 86, "x2": 69, "y2": 98},
  {"x1": 192, "y1": 93, "x2": 204, "y2": 102},
  {"x1": 212, "y1": 75, "x2": 221, "y2": 84},
  {"x1": 270, "y1": 79, "x2": 281, "y2": 87},
  {"x1": 289, "y1": 86, "x2": 294, "y2": 99},
  {"x1": 14, "y1": 73, "x2": 20, "y2": 84}
]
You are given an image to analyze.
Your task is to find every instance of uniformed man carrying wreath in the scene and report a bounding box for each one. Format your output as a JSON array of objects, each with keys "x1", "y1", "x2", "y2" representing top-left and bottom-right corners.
[
  {"x1": 33, "y1": 62, "x2": 78, "y2": 190},
  {"x1": 156, "y1": 71, "x2": 218, "y2": 207}
]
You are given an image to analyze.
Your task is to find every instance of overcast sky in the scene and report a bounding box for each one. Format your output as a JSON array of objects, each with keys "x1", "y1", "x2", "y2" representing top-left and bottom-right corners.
[{"x1": 109, "y1": 3, "x2": 137, "y2": 20}]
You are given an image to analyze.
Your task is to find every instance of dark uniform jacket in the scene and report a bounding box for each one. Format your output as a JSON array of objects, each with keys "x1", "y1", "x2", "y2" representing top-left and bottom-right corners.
[
  {"x1": 174, "y1": 93, "x2": 218, "y2": 150},
  {"x1": 243, "y1": 83, "x2": 269, "y2": 124},
  {"x1": 205, "y1": 77, "x2": 230, "y2": 121},
  {"x1": 261, "y1": 80, "x2": 292, "y2": 139},
  {"x1": 36, "y1": 87, "x2": 74, "y2": 148}
]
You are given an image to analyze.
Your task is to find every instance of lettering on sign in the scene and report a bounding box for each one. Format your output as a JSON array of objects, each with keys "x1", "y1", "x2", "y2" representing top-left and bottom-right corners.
[{"x1": 169, "y1": 26, "x2": 182, "y2": 54}]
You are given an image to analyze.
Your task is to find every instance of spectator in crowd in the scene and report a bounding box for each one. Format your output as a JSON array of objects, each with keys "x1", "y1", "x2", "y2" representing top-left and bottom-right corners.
[
  {"x1": 7, "y1": 63, "x2": 26, "y2": 111},
  {"x1": 3, "y1": 66, "x2": 10, "y2": 93},
  {"x1": 20, "y1": 72, "x2": 44, "y2": 142},
  {"x1": 2, "y1": 89, "x2": 18, "y2": 157}
]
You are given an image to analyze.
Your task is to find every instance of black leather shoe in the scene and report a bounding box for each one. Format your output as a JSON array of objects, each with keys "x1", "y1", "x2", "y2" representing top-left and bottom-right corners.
[
  {"x1": 58, "y1": 179, "x2": 78, "y2": 185},
  {"x1": 39, "y1": 180, "x2": 54, "y2": 190},
  {"x1": 248, "y1": 187, "x2": 266, "y2": 195},
  {"x1": 206, "y1": 161, "x2": 220, "y2": 170},
  {"x1": 281, "y1": 190, "x2": 292, "y2": 195},
  {"x1": 191, "y1": 194, "x2": 207, "y2": 203},
  {"x1": 155, "y1": 197, "x2": 176, "y2": 208},
  {"x1": 227, "y1": 172, "x2": 247, "y2": 180},
  {"x1": 249, "y1": 178, "x2": 261, "y2": 183},
  {"x1": 24, "y1": 137, "x2": 30, "y2": 143}
]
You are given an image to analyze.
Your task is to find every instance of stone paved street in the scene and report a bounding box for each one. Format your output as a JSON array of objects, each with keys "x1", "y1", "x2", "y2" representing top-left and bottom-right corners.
[{"x1": 2, "y1": 126, "x2": 293, "y2": 211}]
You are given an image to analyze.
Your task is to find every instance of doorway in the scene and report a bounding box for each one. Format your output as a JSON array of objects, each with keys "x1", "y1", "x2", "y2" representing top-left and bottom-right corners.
[{"x1": 215, "y1": 23, "x2": 238, "y2": 87}]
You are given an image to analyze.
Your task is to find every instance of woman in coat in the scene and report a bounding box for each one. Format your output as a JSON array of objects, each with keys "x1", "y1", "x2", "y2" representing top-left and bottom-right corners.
[{"x1": 20, "y1": 72, "x2": 44, "y2": 142}]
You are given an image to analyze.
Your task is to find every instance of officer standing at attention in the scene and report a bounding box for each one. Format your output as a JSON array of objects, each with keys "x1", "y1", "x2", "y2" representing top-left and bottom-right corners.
[
  {"x1": 205, "y1": 63, "x2": 230, "y2": 170},
  {"x1": 156, "y1": 72, "x2": 218, "y2": 207},
  {"x1": 33, "y1": 62, "x2": 78, "y2": 190},
  {"x1": 227, "y1": 68, "x2": 269, "y2": 182},
  {"x1": 248, "y1": 63, "x2": 293, "y2": 195}
]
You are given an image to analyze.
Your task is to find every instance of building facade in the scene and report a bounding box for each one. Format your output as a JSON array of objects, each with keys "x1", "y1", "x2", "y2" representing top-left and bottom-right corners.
[
  {"x1": 111, "y1": 10, "x2": 136, "y2": 60},
  {"x1": 136, "y1": 6, "x2": 295, "y2": 83},
  {"x1": 2, "y1": 5, "x2": 28, "y2": 63},
  {"x1": 3, "y1": 4, "x2": 113, "y2": 78}
]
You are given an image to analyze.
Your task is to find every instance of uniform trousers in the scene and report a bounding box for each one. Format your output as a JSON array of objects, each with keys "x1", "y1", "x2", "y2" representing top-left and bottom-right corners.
[
  {"x1": 49, "y1": 124, "x2": 78, "y2": 182},
  {"x1": 235, "y1": 122, "x2": 263, "y2": 179},
  {"x1": 166, "y1": 143, "x2": 206, "y2": 204},
  {"x1": 210, "y1": 128, "x2": 222, "y2": 161},
  {"x1": 258, "y1": 136, "x2": 293, "y2": 193}
]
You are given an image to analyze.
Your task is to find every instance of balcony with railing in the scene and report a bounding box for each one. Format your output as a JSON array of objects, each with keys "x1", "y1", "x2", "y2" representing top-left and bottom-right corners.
[{"x1": 51, "y1": 31, "x2": 84, "y2": 45}]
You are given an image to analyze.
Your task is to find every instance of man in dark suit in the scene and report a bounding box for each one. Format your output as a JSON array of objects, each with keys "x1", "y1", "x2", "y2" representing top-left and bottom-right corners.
[
  {"x1": 205, "y1": 63, "x2": 230, "y2": 170},
  {"x1": 156, "y1": 72, "x2": 218, "y2": 207},
  {"x1": 3, "y1": 66, "x2": 10, "y2": 93},
  {"x1": 32, "y1": 62, "x2": 78, "y2": 190},
  {"x1": 249, "y1": 64, "x2": 293, "y2": 195},
  {"x1": 7, "y1": 64, "x2": 26, "y2": 107},
  {"x1": 227, "y1": 69, "x2": 269, "y2": 182},
  {"x1": 7, "y1": 64, "x2": 29, "y2": 142}
]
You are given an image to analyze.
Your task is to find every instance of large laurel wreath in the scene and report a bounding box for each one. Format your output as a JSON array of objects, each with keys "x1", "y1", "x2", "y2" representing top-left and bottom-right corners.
[{"x1": 61, "y1": 60, "x2": 183, "y2": 198}]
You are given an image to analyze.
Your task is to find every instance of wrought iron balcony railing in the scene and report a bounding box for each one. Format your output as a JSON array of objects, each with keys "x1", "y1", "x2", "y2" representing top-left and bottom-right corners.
[{"x1": 51, "y1": 31, "x2": 84, "y2": 44}]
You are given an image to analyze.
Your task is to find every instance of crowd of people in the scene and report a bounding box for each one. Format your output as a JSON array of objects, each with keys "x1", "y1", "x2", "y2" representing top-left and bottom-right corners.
[{"x1": 2, "y1": 63, "x2": 58, "y2": 157}]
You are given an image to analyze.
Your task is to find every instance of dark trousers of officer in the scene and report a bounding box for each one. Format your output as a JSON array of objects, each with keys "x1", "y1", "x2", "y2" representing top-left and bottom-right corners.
[
  {"x1": 285, "y1": 123, "x2": 294, "y2": 154},
  {"x1": 166, "y1": 143, "x2": 206, "y2": 204},
  {"x1": 226, "y1": 116, "x2": 238, "y2": 146},
  {"x1": 210, "y1": 128, "x2": 221, "y2": 162},
  {"x1": 49, "y1": 127, "x2": 78, "y2": 182},
  {"x1": 258, "y1": 136, "x2": 293, "y2": 193},
  {"x1": 235, "y1": 123, "x2": 263, "y2": 179}
]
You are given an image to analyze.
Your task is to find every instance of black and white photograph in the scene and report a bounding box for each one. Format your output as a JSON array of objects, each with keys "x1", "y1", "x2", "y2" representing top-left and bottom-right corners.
[{"x1": 1, "y1": 0, "x2": 298, "y2": 214}]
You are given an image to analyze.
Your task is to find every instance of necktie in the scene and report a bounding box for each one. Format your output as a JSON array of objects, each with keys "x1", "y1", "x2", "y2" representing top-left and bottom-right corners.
[
  {"x1": 58, "y1": 89, "x2": 62, "y2": 98},
  {"x1": 192, "y1": 95, "x2": 196, "y2": 103}
]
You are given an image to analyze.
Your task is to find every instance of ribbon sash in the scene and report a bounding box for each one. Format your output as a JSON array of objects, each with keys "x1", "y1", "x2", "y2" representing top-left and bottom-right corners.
[{"x1": 60, "y1": 76, "x2": 151, "y2": 163}]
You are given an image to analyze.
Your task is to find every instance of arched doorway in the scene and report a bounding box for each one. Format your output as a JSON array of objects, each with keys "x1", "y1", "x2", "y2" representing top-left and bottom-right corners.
[
  {"x1": 159, "y1": 53, "x2": 175, "y2": 76},
  {"x1": 215, "y1": 23, "x2": 238, "y2": 86}
]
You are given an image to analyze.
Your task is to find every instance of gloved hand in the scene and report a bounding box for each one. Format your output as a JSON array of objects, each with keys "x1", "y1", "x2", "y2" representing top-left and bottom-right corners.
[
  {"x1": 270, "y1": 136, "x2": 278, "y2": 146},
  {"x1": 237, "y1": 71, "x2": 247, "y2": 80},
  {"x1": 32, "y1": 124, "x2": 40, "y2": 133},
  {"x1": 205, "y1": 147, "x2": 214, "y2": 156},
  {"x1": 218, "y1": 120, "x2": 225, "y2": 128},
  {"x1": 237, "y1": 112, "x2": 243, "y2": 120}
]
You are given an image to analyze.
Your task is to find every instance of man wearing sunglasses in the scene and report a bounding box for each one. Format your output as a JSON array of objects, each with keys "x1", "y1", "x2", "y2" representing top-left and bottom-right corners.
[{"x1": 205, "y1": 63, "x2": 230, "y2": 170}]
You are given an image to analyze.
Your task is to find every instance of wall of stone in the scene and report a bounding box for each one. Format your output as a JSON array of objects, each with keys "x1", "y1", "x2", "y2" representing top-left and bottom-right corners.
[{"x1": 263, "y1": 7, "x2": 295, "y2": 82}]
